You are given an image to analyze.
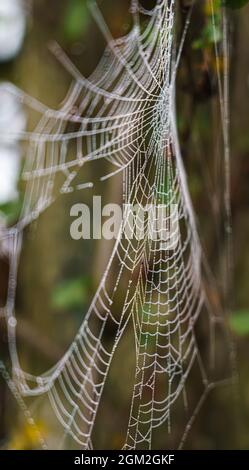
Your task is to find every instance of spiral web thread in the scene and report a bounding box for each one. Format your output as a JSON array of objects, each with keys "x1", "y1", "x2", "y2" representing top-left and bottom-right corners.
[{"x1": 0, "y1": 0, "x2": 232, "y2": 449}]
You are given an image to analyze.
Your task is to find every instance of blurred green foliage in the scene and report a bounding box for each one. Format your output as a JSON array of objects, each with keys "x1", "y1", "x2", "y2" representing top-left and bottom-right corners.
[
  {"x1": 193, "y1": 0, "x2": 222, "y2": 50},
  {"x1": 0, "y1": 199, "x2": 22, "y2": 225},
  {"x1": 51, "y1": 276, "x2": 90, "y2": 311},
  {"x1": 192, "y1": 18, "x2": 221, "y2": 50},
  {"x1": 230, "y1": 310, "x2": 249, "y2": 336},
  {"x1": 223, "y1": 0, "x2": 249, "y2": 8},
  {"x1": 63, "y1": 0, "x2": 90, "y2": 41}
]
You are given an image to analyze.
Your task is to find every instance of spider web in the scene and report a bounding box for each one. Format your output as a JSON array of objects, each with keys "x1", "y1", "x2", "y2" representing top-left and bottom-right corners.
[{"x1": 0, "y1": 0, "x2": 233, "y2": 450}]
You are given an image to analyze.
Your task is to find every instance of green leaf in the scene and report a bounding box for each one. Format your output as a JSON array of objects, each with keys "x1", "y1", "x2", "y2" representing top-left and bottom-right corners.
[
  {"x1": 222, "y1": 0, "x2": 249, "y2": 9},
  {"x1": 63, "y1": 0, "x2": 90, "y2": 42},
  {"x1": 229, "y1": 310, "x2": 249, "y2": 336},
  {"x1": 51, "y1": 277, "x2": 89, "y2": 311}
]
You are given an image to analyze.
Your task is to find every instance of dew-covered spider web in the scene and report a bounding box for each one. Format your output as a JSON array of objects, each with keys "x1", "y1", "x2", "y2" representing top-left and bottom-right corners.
[{"x1": 0, "y1": 0, "x2": 234, "y2": 450}]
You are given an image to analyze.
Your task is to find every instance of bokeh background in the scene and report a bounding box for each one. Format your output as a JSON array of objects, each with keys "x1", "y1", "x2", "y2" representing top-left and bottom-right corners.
[{"x1": 0, "y1": 0, "x2": 249, "y2": 449}]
